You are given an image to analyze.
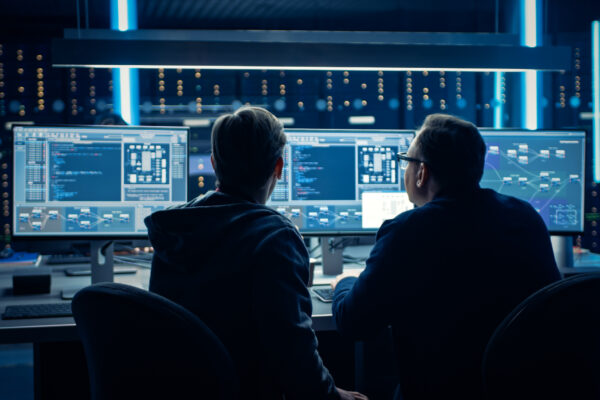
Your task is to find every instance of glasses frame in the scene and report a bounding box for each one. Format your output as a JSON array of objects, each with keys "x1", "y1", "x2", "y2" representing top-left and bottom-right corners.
[{"x1": 397, "y1": 152, "x2": 426, "y2": 169}]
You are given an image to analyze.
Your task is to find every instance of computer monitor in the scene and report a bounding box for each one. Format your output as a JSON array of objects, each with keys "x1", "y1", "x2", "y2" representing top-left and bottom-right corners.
[
  {"x1": 268, "y1": 129, "x2": 415, "y2": 235},
  {"x1": 479, "y1": 129, "x2": 585, "y2": 234},
  {"x1": 12, "y1": 125, "x2": 189, "y2": 238}
]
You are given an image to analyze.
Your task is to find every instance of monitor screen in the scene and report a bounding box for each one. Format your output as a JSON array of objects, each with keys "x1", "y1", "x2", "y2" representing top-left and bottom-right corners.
[
  {"x1": 12, "y1": 125, "x2": 189, "y2": 237},
  {"x1": 268, "y1": 129, "x2": 415, "y2": 234},
  {"x1": 479, "y1": 130, "x2": 585, "y2": 234}
]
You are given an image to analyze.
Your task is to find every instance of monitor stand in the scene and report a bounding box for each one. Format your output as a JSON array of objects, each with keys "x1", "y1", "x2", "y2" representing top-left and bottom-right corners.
[
  {"x1": 321, "y1": 237, "x2": 344, "y2": 275},
  {"x1": 551, "y1": 235, "x2": 574, "y2": 268},
  {"x1": 91, "y1": 240, "x2": 115, "y2": 284}
]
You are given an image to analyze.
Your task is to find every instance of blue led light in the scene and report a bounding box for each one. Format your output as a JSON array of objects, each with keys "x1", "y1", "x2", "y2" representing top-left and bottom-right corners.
[
  {"x1": 593, "y1": 20, "x2": 600, "y2": 182},
  {"x1": 493, "y1": 72, "x2": 504, "y2": 128},
  {"x1": 110, "y1": 0, "x2": 139, "y2": 125},
  {"x1": 520, "y1": 0, "x2": 542, "y2": 130}
]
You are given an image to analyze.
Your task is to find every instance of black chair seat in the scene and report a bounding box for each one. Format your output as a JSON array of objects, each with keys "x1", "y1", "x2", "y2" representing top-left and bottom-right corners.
[{"x1": 72, "y1": 282, "x2": 238, "y2": 400}]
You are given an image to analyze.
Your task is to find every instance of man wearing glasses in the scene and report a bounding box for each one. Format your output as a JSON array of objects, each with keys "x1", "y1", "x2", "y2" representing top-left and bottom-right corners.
[{"x1": 331, "y1": 114, "x2": 560, "y2": 400}]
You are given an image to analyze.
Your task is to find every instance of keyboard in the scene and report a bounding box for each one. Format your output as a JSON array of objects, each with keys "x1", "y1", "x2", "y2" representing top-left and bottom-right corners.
[
  {"x1": 2, "y1": 303, "x2": 72, "y2": 320},
  {"x1": 312, "y1": 287, "x2": 335, "y2": 303}
]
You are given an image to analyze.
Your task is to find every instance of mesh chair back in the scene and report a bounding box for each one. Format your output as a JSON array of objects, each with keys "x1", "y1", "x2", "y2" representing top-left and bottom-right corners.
[
  {"x1": 72, "y1": 282, "x2": 238, "y2": 400},
  {"x1": 483, "y1": 273, "x2": 600, "y2": 400}
]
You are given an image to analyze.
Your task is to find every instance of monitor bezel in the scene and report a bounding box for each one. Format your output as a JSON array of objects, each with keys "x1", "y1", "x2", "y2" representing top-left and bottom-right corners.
[
  {"x1": 275, "y1": 128, "x2": 416, "y2": 237},
  {"x1": 11, "y1": 123, "x2": 190, "y2": 240},
  {"x1": 478, "y1": 128, "x2": 587, "y2": 236}
]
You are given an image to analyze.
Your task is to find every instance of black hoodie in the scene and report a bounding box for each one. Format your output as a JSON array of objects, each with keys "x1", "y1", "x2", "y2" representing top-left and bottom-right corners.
[{"x1": 145, "y1": 191, "x2": 339, "y2": 400}]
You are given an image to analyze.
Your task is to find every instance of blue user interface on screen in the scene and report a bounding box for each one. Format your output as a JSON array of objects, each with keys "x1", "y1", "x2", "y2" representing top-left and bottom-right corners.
[
  {"x1": 479, "y1": 130, "x2": 585, "y2": 233},
  {"x1": 268, "y1": 129, "x2": 415, "y2": 234},
  {"x1": 13, "y1": 125, "x2": 188, "y2": 237}
]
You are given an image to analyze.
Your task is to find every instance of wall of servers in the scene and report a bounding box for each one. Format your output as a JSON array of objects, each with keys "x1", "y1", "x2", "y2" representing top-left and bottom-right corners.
[{"x1": 0, "y1": 35, "x2": 598, "y2": 251}]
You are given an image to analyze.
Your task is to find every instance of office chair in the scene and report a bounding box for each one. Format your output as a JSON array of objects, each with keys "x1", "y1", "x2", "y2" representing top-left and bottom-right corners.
[
  {"x1": 482, "y1": 273, "x2": 600, "y2": 400},
  {"x1": 72, "y1": 282, "x2": 239, "y2": 400}
]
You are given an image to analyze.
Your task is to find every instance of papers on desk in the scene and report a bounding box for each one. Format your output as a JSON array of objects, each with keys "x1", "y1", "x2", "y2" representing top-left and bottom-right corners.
[{"x1": 0, "y1": 252, "x2": 41, "y2": 268}]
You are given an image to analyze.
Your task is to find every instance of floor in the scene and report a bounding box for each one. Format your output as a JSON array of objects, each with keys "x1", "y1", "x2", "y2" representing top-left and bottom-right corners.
[{"x1": 0, "y1": 344, "x2": 34, "y2": 400}]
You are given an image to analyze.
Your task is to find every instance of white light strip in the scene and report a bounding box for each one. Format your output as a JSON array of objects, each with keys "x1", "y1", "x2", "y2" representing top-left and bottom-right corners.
[
  {"x1": 119, "y1": 67, "x2": 132, "y2": 124},
  {"x1": 183, "y1": 118, "x2": 211, "y2": 127},
  {"x1": 52, "y1": 64, "x2": 547, "y2": 72},
  {"x1": 279, "y1": 117, "x2": 295, "y2": 126},
  {"x1": 118, "y1": 0, "x2": 129, "y2": 32},
  {"x1": 524, "y1": 0, "x2": 537, "y2": 48},
  {"x1": 494, "y1": 72, "x2": 503, "y2": 128},
  {"x1": 349, "y1": 116, "x2": 376, "y2": 125},
  {"x1": 521, "y1": 0, "x2": 539, "y2": 130},
  {"x1": 593, "y1": 20, "x2": 600, "y2": 182},
  {"x1": 525, "y1": 70, "x2": 538, "y2": 130}
]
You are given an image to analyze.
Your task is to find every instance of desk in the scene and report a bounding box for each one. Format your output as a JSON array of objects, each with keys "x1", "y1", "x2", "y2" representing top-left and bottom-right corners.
[
  {"x1": 0, "y1": 262, "x2": 345, "y2": 345},
  {"x1": 0, "y1": 261, "x2": 350, "y2": 399},
  {"x1": 3, "y1": 246, "x2": 600, "y2": 342},
  {"x1": 0, "y1": 263, "x2": 149, "y2": 344}
]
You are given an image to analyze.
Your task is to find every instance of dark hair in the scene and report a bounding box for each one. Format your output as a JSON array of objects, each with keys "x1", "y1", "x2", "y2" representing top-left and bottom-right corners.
[
  {"x1": 415, "y1": 113, "x2": 486, "y2": 191},
  {"x1": 211, "y1": 106, "x2": 286, "y2": 193}
]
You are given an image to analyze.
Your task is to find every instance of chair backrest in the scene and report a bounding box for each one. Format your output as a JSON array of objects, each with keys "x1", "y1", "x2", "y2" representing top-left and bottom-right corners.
[
  {"x1": 482, "y1": 273, "x2": 600, "y2": 400},
  {"x1": 72, "y1": 282, "x2": 238, "y2": 400}
]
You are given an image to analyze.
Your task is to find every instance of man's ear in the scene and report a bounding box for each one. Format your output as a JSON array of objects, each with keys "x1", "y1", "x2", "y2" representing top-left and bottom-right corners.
[
  {"x1": 274, "y1": 157, "x2": 284, "y2": 179},
  {"x1": 210, "y1": 154, "x2": 216, "y2": 171},
  {"x1": 416, "y1": 162, "x2": 429, "y2": 188}
]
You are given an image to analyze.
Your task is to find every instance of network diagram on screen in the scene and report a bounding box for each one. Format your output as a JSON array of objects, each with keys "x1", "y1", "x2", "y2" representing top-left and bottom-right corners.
[
  {"x1": 268, "y1": 129, "x2": 415, "y2": 234},
  {"x1": 13, "y1": 125, "x2": 188, "y2": 236},
  {"x1": 479, "y1": 130, "x2": 585, "y2": 233}
]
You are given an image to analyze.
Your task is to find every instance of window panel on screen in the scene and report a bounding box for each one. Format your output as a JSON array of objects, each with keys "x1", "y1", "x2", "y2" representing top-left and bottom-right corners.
[
  {"x1": 479, "y1": 130, "x2": 585, "y2": 234},
  {"x1": 13, "y1": 125, "x2": 188, "y2": 237},
  {"x1": 268, "y1": 129, "x2": 415, "y2": 234}
]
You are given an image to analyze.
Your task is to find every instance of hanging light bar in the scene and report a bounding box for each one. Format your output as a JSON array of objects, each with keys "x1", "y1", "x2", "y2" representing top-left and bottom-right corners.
[{"x1": 52, "y1": 30, "x2": 571, "y2": 72}]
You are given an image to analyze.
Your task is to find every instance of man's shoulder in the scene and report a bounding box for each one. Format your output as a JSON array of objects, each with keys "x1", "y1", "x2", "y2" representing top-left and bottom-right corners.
[
  {"x1": 481, "y1": 188, "x2": 540, "y2": 218},
  {"x1": 377, "y1": 206, "x2": 428, "y2": 238}
]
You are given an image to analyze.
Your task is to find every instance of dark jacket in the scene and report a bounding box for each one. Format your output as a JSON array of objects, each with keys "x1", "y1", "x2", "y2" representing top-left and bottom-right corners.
[
  {"x1": 332, "y1": 188, "x2": 561, "y2": 400},
  {"x1": 145, "y1": 191, "x2": 339, "y2": 400}
]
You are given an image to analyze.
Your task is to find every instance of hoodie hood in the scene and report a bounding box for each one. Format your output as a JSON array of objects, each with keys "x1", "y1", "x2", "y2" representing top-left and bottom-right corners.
[{"x1": 144, "y1": 191, "x2": 294, "y2": 276}]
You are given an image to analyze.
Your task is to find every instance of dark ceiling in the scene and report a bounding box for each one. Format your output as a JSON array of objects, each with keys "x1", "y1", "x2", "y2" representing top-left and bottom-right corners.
[{"x1": 1, "y1": 0, "x2": 598, "y2": 39}]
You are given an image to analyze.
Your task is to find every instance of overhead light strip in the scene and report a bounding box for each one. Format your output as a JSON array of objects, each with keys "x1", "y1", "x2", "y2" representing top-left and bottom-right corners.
[{"x1": 51, "y1": 64, "x2": 557, "y2": 72}]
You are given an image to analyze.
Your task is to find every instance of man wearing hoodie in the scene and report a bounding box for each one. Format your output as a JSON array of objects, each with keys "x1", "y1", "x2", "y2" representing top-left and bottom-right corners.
[{"x1": 145, "y1": 107, "x2": 365, "y2": 400}]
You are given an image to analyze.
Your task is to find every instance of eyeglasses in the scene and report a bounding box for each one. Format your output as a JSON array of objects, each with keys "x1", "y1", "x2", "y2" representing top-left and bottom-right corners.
[{"x1": 397, "y1": 152, "x2": 426, "y2": 170}]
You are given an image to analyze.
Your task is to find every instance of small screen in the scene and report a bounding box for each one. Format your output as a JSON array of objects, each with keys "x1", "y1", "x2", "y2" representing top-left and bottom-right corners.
[
  {"x1": 479, "y1": 130, "x2": 585, "y2": 233},
  {"x1": 13, "y1": 125, "x2": 188, "y2": 237},
  {"x1": 268, "y1": 129, "x2": 415, "y2": 234}
]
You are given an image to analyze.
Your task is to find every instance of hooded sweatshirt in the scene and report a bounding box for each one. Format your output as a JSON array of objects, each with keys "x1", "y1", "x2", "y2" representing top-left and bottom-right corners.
[{"x1": 145, "y1": 190, "x2": 339, "y2": 400}]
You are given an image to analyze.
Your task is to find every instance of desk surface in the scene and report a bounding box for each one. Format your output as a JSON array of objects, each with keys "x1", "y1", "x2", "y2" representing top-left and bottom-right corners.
[
  {"x1": 6, "y1": 246, "x2": 597, "y2": 344},
  {"x1": 0, "y1": 261, "x2": 341, "y2": 344}
]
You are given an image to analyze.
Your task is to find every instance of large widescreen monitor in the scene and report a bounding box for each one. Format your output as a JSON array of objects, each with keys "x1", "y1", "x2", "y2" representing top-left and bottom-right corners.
[
  {"x1": 13, "y1": 125, "x2": 189, "y2": 237},
  {"x1": 479, "y1": 129, "x2": 585, "y2": 234},
  {"x1": 268, "y1": 129, "x2": 415, "y2": 235}
]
